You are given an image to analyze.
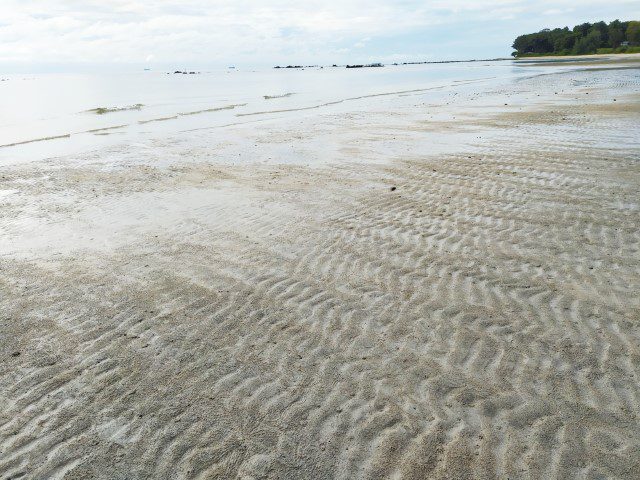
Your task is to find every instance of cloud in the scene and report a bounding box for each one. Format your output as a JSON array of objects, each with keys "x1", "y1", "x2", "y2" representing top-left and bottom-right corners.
[{"x1": 0, "y1": 1, "x2": 638, "y2": 68}]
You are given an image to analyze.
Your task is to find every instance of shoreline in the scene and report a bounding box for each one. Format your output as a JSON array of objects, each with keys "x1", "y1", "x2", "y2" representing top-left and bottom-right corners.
[
  {"x1": 514, "y1": 52, "x2": 640, "y2": 65},
  {"x1": 515, "y1": 51, "x2": 640, "y2": 59}
]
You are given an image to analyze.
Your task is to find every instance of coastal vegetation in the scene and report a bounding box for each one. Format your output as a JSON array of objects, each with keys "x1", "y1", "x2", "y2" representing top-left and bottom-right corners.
[{"x1": 512, "y1": 20, "x2": 640, "y2": 57}]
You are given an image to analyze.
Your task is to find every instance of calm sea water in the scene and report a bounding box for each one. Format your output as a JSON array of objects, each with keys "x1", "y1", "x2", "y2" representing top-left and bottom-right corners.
[{"x1": 0, "y1": 61, "x2": 555, "y2": 163}]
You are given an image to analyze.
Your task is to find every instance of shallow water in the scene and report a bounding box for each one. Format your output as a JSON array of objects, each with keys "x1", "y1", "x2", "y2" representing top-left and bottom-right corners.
[
  {"x1": 2, "y1": 60, "x2": 632, "y2": 164},
  {"x1": 0, "y1": 62, "x2": 540, "y2": 162}
]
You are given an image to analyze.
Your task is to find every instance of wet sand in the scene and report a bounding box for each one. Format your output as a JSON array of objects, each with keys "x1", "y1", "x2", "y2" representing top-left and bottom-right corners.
[
  {"x1": 1, "y1": 63, "x2": 639, "y2": 479},
  {"x1": 515, "y1": 52, "x2": 640, "y2": 67}
]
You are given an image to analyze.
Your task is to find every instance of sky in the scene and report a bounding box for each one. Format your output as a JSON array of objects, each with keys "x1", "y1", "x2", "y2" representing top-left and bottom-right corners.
[{"x1": 0, "y1": 0, "x2": 639, "y2": 71}]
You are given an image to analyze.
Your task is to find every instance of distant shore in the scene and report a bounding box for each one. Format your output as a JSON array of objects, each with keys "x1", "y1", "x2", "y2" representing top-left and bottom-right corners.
[
  {"x1": 515, "y1": 51, "x2": 640, "y2": 60},
  {"x1": 514, "y1": 52, "x2": 640, "y2": 66}
]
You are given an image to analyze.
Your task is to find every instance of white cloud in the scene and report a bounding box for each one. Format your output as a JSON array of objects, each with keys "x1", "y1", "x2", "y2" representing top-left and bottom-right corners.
[{"x1": 0, "y1": 1, "x2": 638, "y2": 67}]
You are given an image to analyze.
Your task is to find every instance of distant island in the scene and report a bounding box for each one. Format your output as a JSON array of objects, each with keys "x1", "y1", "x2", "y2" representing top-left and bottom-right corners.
[{"x1": 512, "y1": 20, "x2": 639, "y2": 57}]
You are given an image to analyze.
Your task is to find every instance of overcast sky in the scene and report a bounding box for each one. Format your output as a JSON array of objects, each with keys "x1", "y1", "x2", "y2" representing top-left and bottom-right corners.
[{"x1": 1, "y1": 1, "x2": 638, "y2": 71}]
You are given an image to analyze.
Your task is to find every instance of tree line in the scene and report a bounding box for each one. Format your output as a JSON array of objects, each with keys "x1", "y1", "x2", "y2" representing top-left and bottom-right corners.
[{"x1": 512, "y1": 20, "x2": 640, "y2": 56}]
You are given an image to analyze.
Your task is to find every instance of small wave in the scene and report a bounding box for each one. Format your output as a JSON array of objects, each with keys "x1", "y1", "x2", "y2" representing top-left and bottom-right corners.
[
  {"x1": 138, "y1": 103, "x2": 246, "y2": 124},
  {"x1": 139, "y1": 115, "x2": 178, "y2": 124},
  {"x1": 263, "y1": 93, "x2": 295, "y2": 100},
  {"x1": 237, "y1": 80, "x2": 492, "y2": 117},
  {"x1": 178, "y1": 103, "x2": 247, "y2": 116},
  {"x1": 86, "y1": 124, "x2": 129, "y2": 133},
  {"x1": 0, "y1": 133, "x2": 71, "y2": 148},
  {"x1": 1, "y1": 124, "x2": 133, "y2": 148},
  {"x1": 87, "y1": 104, "x2": 144, "y2": 115}
]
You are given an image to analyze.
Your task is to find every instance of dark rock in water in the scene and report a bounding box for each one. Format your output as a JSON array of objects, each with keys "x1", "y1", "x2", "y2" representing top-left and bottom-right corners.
[
  {"x1": 174, "y1": 70, "x2": 183, "y2": 74},
  {"x1": 346, "y1": 63, "x2": 384, "y2": 69}
]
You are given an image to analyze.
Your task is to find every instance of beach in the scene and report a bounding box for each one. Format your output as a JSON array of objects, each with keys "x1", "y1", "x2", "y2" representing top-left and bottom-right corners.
[{"x1": 1, "y1": 58, "x2": 639, "y2": 479}]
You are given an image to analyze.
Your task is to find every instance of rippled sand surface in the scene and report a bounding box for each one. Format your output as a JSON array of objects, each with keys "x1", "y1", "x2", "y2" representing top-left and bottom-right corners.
[{"x1": 1, "y1": 64, "x2": 639, "y2": 479}]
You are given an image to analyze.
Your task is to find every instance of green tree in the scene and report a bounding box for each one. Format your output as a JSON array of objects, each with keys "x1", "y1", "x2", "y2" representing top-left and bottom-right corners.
[
  {"x1": 553, "y1": 29, "x2": 575, "y2": 53},
  {"x1": 512, "y1": 32, "x2": 553, "y2": 55},
  {"x1": 608, "y1": 20, "x2": 625, "y2": 47},
  {"x1": 573, "y1": 22, "x2": 592, "y2": 38},
  {"x1": 591, "y1": 21, "x2": 609, "y2": 46},
  {"x1": 627, "y1": 21, "x2": 640, "y2": 45},
  {"x1": 511, "y1": 19, "x2": 638, "y2": 56},
  {"x1": 574, "y1": 30, "x2": 601, "y2": 54}
]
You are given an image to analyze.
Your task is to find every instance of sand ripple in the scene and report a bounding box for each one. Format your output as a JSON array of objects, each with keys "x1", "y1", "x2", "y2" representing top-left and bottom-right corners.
[{"x1": 1, "y1": 66, "x2": 639, "y2": 479}]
